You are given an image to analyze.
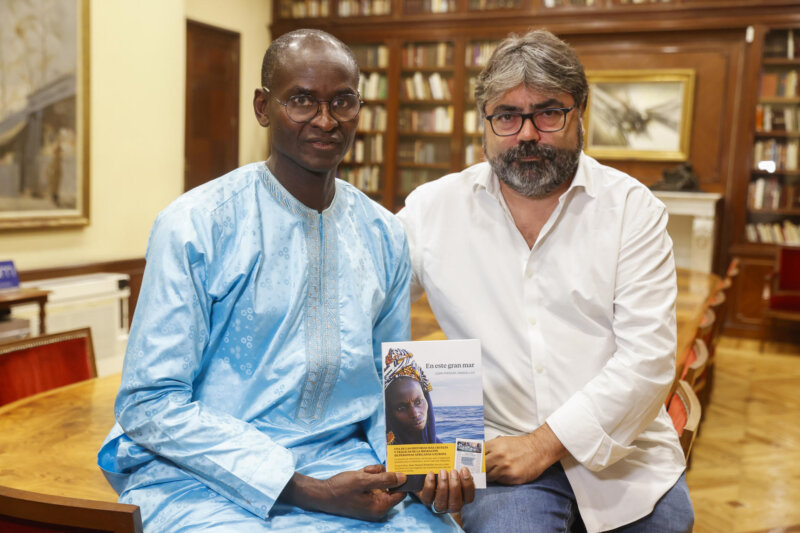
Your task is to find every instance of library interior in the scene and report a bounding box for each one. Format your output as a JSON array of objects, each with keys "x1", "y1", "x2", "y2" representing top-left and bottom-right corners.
[{"x1": 1, "y1": 1, "x2": 800, "y2": 532}]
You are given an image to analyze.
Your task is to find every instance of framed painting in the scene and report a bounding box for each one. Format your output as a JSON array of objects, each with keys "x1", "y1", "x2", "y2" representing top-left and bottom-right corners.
[
  {"x1": 0, "y1": 0, "x2": 89, "y2": 230},
  {"x1": 584, "y1": 69, "x2": 695, "y2": 162}
]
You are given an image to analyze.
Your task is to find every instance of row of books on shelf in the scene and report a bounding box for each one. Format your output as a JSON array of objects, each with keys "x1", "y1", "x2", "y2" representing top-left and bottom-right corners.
[
  {"x1": 464, "y1": 109, "x2": 484, "y2": 134},
  {"x1": 403, "y1": 0, "x2": 457, "y2": 12},
  {"x1": 343, "y1": 134, "x2": 384, "y2": 164},
  {"x1": 281, "y1": 0, "x2": 330, "y2": 18},
  {"x1": 753, "y1": 139, "x2": 800, "y2": 171},
  {"x1": 761, "y1": 70, "x2": 798, "y2": 99},
  {"x1": 402, "y1": 43, "x2": 454, "y2": 68},
  {"x1": 747, "y1": 177, "x2": 800, "y2": 210},
  {"x1": 542, "y1": 0, "x2": 595, "y2": 6},
  {"x1": 398, "y1": 139, "x2": 450, "y2": 164},
  {"x1": 338, "y1": 0, "x2": 391, "y2": 16},
  {"x1": 358, "y1": 105, "x2": 387, "y2": 132},
  {"x1": 464, "y1": 142, "x2": 484, "y2": 166},
  {"x1": 359, "y1": 72, "x2": 388, "y2": 100},
  {"x1": 764, "y1": 30, "x2": 798, "y2": 60},
  {"x1": 467, "y1": 0, "x2": 519, "y2": 11},
  {"x1": 746, "y1": 221, "x2": 800, "y2": 245},
  {"x1": 398, "y1": 107, "x2": 453, "y2": 133},
  {"x1": 466, "y1": 42, "x2": 499, "y2": 68},
  {"x1": 756, "y1": 104, "x2": 800, "y2": 132},
  {"x1": 339, "y1": 165, "x2": 381, "y2": 194},
  {"x1": 352, "y1": 45, "x2": 389, "y2": 68},
  {"x1": 401, "y1": 72, "x2": 453, "y2": 100},
  {"x1": 398, "y1": 168, "x2": 442, "y2": 194}
]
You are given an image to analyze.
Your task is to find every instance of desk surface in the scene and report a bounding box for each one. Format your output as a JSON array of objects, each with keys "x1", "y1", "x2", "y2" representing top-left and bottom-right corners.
[
  {"x1": 0, "y1": 373, "x2": 121, "y2": 501},
  {"x1": 0, "y1": 268, "x2": 718, "y2": 503}
]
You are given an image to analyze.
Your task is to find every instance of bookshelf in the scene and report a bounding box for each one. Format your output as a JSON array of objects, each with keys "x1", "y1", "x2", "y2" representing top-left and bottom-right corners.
[
  {"x1": 396, "y1": 41, "x2": 456, "y2": 206},
  {"x1": 747, "y1": 28, "x2": 800, "y2": 246},
  {"x1": 463, "y1": 40, "x2": 498, "y2": 167},
  {"x1": 341, "y1": 44, "x2": 390, "y2": 198},
  {"x1": 279, "y1": 0, "x2": 330, "y2": 18}
]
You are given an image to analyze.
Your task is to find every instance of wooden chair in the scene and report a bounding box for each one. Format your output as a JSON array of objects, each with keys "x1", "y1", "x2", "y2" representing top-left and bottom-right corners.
[
  {"x1": 0, "y1": 328, "x2": 96, "y2": 406},
  {"x1": 697, "y1": 307, "x2": 715, "y2": 349},
  {"x1": 0, "y1": 485, "x2": 142, "y2": 533},
  {"x1": 680, "y1": 337, "x2": 709, "y2": 389},
  {"x1": 719, "y1": 257, "x2": 740, "y2": 291},
  {"x1": 763, "y1": 245, "x2": 800, "y2": 344},
  {"x1": 693, "y1": 309, "x2": 716, "y2": 411},
  {"x1": 667, "y1": 380, "x2": 702, "y2": 461}
]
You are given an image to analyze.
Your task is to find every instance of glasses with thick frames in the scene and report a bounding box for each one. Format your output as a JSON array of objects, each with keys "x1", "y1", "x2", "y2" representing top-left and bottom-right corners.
[
  {"x1": 484, "y1": 104, "x2": 576, "y2": 136},
  {"x1": 262, "y1": 87, "x2": 362, "y2": 124}
]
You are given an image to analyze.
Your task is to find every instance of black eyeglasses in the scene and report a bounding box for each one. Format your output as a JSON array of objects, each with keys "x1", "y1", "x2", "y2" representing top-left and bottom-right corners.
[
  {"x1": 484, "y1": 104, "x2": 576, "y2": 136},
  {"x1": 263, "y1": 87, "x2": 362, "y2": 123}
]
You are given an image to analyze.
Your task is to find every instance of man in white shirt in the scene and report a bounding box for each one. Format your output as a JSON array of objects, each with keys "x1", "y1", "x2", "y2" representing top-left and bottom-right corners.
[{"x1": 397, "y1": 30, "x2": 693, "y2": 533}]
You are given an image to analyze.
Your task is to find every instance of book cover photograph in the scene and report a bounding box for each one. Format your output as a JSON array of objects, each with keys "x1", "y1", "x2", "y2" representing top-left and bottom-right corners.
[{"x1": 381, "y1": 339, "x2": 486, "y2": 491}]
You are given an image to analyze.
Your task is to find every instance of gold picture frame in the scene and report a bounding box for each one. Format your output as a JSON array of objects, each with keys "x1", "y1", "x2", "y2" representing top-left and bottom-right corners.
[
  {"x1": 0, "y1": 0, "x2": 90, "y2": 230},
  {"x1": 584, "y1": 69, "x2": 695, "y2": 162}
]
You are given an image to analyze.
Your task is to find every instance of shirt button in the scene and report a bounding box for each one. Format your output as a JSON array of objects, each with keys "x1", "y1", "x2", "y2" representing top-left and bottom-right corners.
[
  {"x1": 529, "y1": 317, "x2": 536, "y2": 326},
  {"x1": 535, "y1": 365, "x2": 544, "y2": 374},
  {"x1": 525, "y1": 269, "x2": 533, "y2": 279}
]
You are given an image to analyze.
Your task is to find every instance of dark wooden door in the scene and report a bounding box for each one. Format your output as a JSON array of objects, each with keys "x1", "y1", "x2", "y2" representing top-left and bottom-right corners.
[{"x1": 185, "y1": 21, "x2": 240, "y2": 191}]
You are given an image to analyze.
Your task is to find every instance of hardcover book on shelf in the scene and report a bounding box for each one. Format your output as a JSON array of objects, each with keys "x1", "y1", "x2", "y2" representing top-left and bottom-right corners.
[{"x1": 382, "y1": 339, "x2": 486, "y2": 492}]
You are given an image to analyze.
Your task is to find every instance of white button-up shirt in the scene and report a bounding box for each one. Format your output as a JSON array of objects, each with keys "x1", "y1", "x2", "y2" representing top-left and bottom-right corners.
[{"x1": 397, "y1": 155, "x2": 685, "y2": 533}]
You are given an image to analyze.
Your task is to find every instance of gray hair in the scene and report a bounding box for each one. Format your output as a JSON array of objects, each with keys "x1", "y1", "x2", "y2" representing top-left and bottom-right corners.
[
  {"x1": 475, "y1": 29, "x2": 588, "y2": 119},
  {"x1": 261, "y1": 29, "x2": 358, "y2": 88}
]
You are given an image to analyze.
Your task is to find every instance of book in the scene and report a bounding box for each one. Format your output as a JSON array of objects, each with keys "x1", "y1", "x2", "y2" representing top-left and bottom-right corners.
[
  {"x1": 0, "y1": 261, "x2": 19, "y2": 290},
  {"x1": 382, "y1": 339, "x2": 486, "y2": 492}
]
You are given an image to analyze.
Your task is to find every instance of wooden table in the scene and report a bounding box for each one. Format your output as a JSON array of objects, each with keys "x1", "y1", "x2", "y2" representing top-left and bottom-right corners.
[
  {"x1": 0, "y1": 268, "x2": 719, "y2": 503},
  {"x1": 0, "y1": 287, "x2": 50, "y2": 335},
  {"x1": 675, "y1": 267, "x2": 721, "y2": 372},
  {"x1": 0, "y1": 373, "x2": 121, "y2": 501}
]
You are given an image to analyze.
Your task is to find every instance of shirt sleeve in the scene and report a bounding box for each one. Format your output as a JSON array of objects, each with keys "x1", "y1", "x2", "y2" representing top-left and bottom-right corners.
[
  {"x1": 546, "y1": 197, "x2": 677, "y2": 471},
  {"x1": 113, "y1": 209, "x2": 296, "y2": 519}
]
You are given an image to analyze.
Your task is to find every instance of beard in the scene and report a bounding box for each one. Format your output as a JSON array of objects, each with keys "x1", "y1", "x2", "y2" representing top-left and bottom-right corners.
[{"x1": 486, "y1": 124, "x2": 583, "y2": 199}]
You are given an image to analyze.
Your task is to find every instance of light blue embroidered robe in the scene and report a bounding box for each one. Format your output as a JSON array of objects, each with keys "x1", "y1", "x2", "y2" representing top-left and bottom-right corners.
[{"x1": 98, "y1": 163, "x2": 460, "y2": 532}]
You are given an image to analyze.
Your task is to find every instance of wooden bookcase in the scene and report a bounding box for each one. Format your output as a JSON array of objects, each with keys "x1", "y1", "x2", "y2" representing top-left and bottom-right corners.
[
  {"x1": 748, "y1": 28, "x2": 800, "y2": 245},
  {"x1": 727, "y1": 24, "x2": 800, "y2": 338},
  {"x1": 271, "y1": 1, "x2": 800, "y2": 338}
]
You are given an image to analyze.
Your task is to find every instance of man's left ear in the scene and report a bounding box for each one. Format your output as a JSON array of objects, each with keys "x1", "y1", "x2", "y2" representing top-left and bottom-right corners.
[{"x1": 253, "y1": 88, "x2": 270, "y2": 127}]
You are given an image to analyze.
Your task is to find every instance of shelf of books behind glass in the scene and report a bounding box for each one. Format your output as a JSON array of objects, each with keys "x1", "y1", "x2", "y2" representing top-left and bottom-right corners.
[
  {"x1": 396, "y1": 42, "x2": 454, "y2": 202},
  {"x1": 340, "y1": 44, "x2": 389, "y2": 196},
  {"x1": 463, "y1": 40, "x2": 498, "y2": 167},
  {"x1": 279, "y1": 0, "x2": 330, "y2": 18},
  {"x1": 747, "y1": 28, "x2": 800, "y2": 246},
  {"x1": 338, "y1": 0, "x2": 392, "y2": 16}
]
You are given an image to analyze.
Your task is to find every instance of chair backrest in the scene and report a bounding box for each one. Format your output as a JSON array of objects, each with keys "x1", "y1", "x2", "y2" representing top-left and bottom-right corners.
[
  {"x1": 698, "y1": 307, "x2": 715, "y2": 347},
  {"x1": 681, "y1": 337, "x2": 709, "y2": 388},
  {"x1": 0, "y1": 328, "x2": 96, "y2": 406},
  {"x1": 776, "y1": 246, "x2": 800, "y2": 291},
  {"x1": 719, "y1": 257, "x2": 740, "y2": 291},
  {"x1": 0, "y1": 485, "x2": 142, "y2": 533},
  {"x1": 667, "y1": 380, "x2": 702, "y2": 460}
]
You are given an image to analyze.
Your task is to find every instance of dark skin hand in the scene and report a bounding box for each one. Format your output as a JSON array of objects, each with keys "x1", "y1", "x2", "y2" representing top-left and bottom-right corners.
[
  {"x1": 416, "y1": 467, "x2": 476, "y2": 513},
  {"x1": 485, "y1": 423, "x2": 568, "y2": 485},
  {"x1": 279, "y1": 464, "x2": 408, "y2": 521}
]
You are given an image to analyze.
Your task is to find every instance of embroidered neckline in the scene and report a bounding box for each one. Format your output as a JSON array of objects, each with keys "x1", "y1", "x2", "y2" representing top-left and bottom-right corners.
[{"x1": 258, "y1": 163, "x2": 344, "y2": 220}]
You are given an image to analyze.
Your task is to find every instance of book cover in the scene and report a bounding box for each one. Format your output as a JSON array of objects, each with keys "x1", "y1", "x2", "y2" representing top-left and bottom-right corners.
[{"x1": 382, "y1": 339, "x2": 486, "y2": 492}]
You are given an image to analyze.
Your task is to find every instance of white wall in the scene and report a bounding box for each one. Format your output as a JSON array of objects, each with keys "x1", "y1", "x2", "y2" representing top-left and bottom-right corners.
[{"x1": 0, "y1": 0, "x2": 271, "y2": 272}]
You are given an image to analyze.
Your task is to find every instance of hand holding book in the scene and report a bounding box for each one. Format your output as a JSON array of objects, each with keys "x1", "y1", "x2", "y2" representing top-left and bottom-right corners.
[{"x1": 415, "y1": 467, "x2": 476, "y2": 514}]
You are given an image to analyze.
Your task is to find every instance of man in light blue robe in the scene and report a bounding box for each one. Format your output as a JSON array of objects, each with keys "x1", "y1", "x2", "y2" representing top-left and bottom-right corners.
[{"x1": 98, "y1": 29, "x2": 469, "y2": 531}]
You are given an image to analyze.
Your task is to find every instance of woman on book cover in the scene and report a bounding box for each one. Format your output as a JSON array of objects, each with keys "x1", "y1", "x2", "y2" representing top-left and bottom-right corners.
[{"x1": 384, "y1": 348, "x2": 441, "y2": 445}]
